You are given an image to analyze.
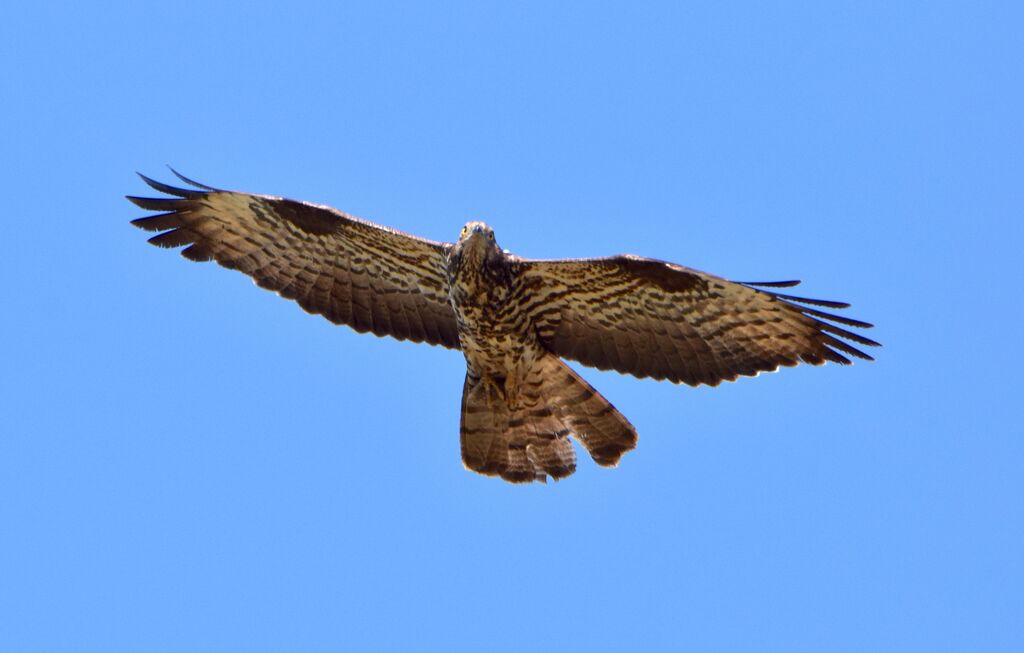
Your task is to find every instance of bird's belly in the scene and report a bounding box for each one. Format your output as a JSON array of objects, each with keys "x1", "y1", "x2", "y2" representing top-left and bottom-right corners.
[
  {"x1": 458, "y1": 321, "x2": 530, "y2": 378},
  {"x1": 450, "y1": 295, "x2": 533, "y2": 378}
]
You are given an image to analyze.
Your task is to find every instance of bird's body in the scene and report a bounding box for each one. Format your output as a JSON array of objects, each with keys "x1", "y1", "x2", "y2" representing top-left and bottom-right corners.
[
  {"x1": 129, "y1": 172, "x2": 878, "y2": 483},
  {"x1": 446, "y1": 221, "x2": 637, "y2": 481},
  {"x1": 447, "y1": 222, "x2": 523, "y2": 380}
]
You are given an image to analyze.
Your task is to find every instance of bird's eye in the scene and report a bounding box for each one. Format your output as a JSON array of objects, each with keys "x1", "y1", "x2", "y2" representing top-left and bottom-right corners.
[{"x1": 488, "y1": 232, "x2": 494, "y2": 241}]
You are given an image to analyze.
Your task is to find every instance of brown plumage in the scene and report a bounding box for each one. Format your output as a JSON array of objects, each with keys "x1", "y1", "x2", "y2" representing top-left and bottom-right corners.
[{"x1": 128, "y1": 171, "x2": 879, "y2": 484}]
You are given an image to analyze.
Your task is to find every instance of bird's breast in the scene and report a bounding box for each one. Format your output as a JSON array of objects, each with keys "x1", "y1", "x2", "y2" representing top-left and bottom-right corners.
[{"x1": 448, "y1": 271, "x2": 532, "y2": 378}]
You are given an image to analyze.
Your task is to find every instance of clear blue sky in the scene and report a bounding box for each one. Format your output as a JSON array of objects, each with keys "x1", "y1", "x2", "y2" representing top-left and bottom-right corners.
[{"x1": 2, "y1": 1, "x2": 1020, "y2": 651}]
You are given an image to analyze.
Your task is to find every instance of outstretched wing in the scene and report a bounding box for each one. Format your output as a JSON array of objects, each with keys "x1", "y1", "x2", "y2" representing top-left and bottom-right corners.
[
  {"x1": 128, "y1": 172, "x2": 460, "y2": 348},
  {"x1": 514, "y1": 255, "x2": 879, "y2": 387}
]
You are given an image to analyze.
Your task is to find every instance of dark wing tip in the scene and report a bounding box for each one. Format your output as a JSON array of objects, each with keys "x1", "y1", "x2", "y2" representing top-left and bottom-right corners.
[
  {"x1": 747, "y1": 281, "x2": 881, "y2": 366},
  {"x1": 741, "y1": 279, "x2": 802, "y2": 288},
  {"x1": 135, "y1": 172, "x2": 207, "y2": 199},
  {"x1": 129, "y1": 173, "x2": 208, "y2": 255},
  {"x1": 799, "y1": 305, "x2": 875, "y2": 329},
  {"x1": 126, "y1": 195, "x2": 188, "y2": 211},
  {"x1": 771, "y1": 292, "x2": 851, "y2": 309},
  {"x1": 147, "y1": 228, "x2": 195, "y2": 248},
  {"x1": 167, "y1": 166, "x2": 221, "y2": 191},
  {"x1": 821, "y1": 334, "x2": 876, "y2": 362},
  {"x1": 130, "y1": 212, "x2": 183, "y2": 232},
  {"x1": 742, "y1": 280, "x2": 882, "y2": 356}
]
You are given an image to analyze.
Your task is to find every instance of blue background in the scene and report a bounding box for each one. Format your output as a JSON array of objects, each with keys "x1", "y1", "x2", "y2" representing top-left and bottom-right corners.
[{"x1": 2, "y1": 1, "x2": 1020, "y2": 651}]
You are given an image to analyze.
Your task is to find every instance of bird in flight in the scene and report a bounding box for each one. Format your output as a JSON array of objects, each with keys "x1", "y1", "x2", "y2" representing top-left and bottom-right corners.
[{"x1": 129, "y1": 171, "x2": 878, "y2": 483}]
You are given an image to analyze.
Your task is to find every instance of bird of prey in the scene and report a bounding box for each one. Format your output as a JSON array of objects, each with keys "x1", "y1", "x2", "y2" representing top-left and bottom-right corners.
[{"x1": 128, "y1": 171, "x2": 878, "y2": 484}]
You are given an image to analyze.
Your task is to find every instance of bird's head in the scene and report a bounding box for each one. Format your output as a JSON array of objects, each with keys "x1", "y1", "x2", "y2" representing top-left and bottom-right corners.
[
  {"x1": 457, "y1": 221, "x2": 497, "y2": 248},
  {"x1": 454, "y1": 221, "x2": 501, "y2": 260},
  {"x1": 450, "y1": 221, "x2": 506, "y2": 278}
]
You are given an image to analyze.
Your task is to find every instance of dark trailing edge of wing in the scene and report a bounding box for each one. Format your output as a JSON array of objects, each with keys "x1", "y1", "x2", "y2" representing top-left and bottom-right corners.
[{"x1": 740, "y1": 280, "x2": 880, "y2": 364}]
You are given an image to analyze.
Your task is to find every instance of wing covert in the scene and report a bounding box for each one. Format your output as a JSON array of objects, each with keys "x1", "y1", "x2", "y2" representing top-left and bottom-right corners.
[{"x1": 128, "y1": 172, "x2": 460, "y2": 349}]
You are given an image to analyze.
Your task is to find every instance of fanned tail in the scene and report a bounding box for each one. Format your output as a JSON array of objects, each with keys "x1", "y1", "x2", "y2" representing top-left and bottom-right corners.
[{"x1": 460, "y1": 354, "x2": 637, "y2": 484}]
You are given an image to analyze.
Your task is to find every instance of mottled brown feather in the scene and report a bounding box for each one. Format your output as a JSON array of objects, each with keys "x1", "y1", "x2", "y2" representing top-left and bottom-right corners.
[
  {"x1": 459, "y1": 354, "x2": 636, "y2": 483},
  {"x1": 129, "y1": 174, "x2": 878, "y2": 485},
  {"x1": 513, "y1": 255, "x2": 878, "y2": 387},
  {"x1": 128, "y1": 175, "x2": 461, "y2": 349}
]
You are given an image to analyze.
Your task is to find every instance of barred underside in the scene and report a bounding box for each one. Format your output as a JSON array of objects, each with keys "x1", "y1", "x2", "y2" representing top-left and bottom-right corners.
[
  {"x1": 460, "y1": 354, "x2": 637, "y2": 483},
  {"x1": 128, "y1": 171, "x2": 461, "y2": 348},
  {"x1": 130, "y1": 173, "x2": 878, "y2": 485},
  {"x1": 513, "y1": 256, "x2": 879, "y2": 387}
]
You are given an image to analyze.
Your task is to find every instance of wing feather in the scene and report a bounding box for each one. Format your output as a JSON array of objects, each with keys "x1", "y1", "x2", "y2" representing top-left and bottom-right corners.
[
  {"x1": 128, "y1": 174, "x2": 460, "y2": 349},
  {"x1": 514, "y1": 255, "x2": 878, "y2": 386}
]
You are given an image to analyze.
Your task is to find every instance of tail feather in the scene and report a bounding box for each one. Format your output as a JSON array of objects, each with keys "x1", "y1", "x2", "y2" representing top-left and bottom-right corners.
[
  {"x1": 540, "y1": 357, "x2": 638, "y2": 468},
  {"x1": 460, "y1": 355, "x2": 637, "y2": 483}
]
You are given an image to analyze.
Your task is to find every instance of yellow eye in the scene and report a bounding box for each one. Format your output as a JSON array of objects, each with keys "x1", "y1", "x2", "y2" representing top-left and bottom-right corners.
[{"x1": 488, "y1": 232, "x2": 494, "y2": 241}]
